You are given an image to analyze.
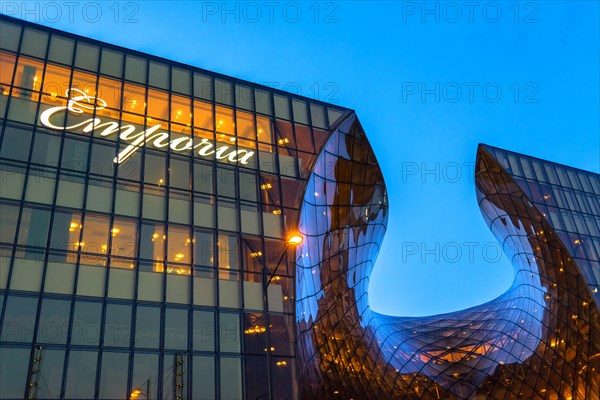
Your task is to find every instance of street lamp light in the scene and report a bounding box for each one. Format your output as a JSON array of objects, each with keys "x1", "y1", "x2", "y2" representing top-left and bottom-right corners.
[
  {"x1": 264, "y1": 232, "x2": 303, "y2": 289},
  {"x1": 130, "y1": 379, "x2": 150, "y2": 400},
  {"x1": 287, "y1": 234, "x2": 303, "y2": 246}
]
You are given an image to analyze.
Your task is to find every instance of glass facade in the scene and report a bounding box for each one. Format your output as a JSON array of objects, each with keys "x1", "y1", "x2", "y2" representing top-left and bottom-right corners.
[
  {"x1": 0, "y1": 15, "x2": 349, "y2": 400},
  {"x1": 295, "y1": 142, "x2": 600, "y2": 399},
  {"x1": 1, "y1": 14, "x2": 599, "y2": 400}
]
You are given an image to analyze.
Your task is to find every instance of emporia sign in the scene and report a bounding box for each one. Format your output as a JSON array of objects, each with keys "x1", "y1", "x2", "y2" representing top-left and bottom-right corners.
[{"x1": 40, "y1": 89, "x2": 255, "y2": 165}]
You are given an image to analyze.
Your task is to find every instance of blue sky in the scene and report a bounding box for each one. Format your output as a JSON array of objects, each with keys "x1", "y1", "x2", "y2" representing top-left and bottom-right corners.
[{"x1": 6, "y1": 1, "x2": 598, "y2": 316}]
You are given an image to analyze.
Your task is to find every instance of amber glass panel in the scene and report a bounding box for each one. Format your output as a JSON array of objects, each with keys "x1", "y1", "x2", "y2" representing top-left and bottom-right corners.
[
  {"x1": 167, "y1": 225, "x2": 192, "y2": 264},
  {"x1": 216, "y1": 133, "x2": 236, "y2": 146},
  {"x1": 41, "y1": 63, "x2": 70, "y2": 104},
  {"x1": 12, "y1": 59, "x2": 41, "y2": 104},
  {"x1": 71, "y1": 70, "x2": 97, "y2": 97},
  {"x1": 194, "y1": 128, "x2": 213, "y2": 141},
  {"x1": 81, "y1": 213, "x2": 110, "y2": 255},
  {"x1": 171, "y1": 122, "x2": 192, "y2": 138},
  {"x1": 216, "y1": 105, "x2": 234, "y2": 135},
  {"x1": 236, "y1": 110, "x2": 255, "y2": 140},
  {"x1": 97, "y1": 76, "x2": 122, "y2": 110},
  {"x1": 235, "y1": 110, "x2": 255, "y2": 149},
  {"x1": 193, "y1": 99, "x2": 214, "y2": 130},
  {"x1": 42, "y1": 65, "x2": 70, "y2": 106},
  {"x1": 171, "y1": 93, "x2": 191, "y2": 126},
  {"x1": 236, "y1": 138, "x2": 255, "y2": 152},
  {"x1": 119, "y1": 111, "x2": 145, "y2": 132},
  {"x1": 14, "y1": 57, "x2": 44, "y2": 91},
  {"x1": 110, "y1": 218, "x2": 137, "y2": 260},
  {"x1": 0, "y1": 52, "x2": 16, "y2": 85},
  {"x1": 256, "y1": 116, "x2": 274, "y2": 152},
  {"x1": 123, "y1": 82, "x2": 146, "y2": 115},
  {"x1": 147, "y1": 88, "x2": 168, "y2": 120}
]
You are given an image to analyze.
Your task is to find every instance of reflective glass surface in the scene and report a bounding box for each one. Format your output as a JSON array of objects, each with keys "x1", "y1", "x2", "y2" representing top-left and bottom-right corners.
[
  {"x1": 295, "y1": 136, "x2": 599, "y2": 399},
  {"x1": 0, "y1": 14, "x2": 350, "y2": 399},
  {"x1": 2, "y1": 14, "x2": 598, "y2": 400}
]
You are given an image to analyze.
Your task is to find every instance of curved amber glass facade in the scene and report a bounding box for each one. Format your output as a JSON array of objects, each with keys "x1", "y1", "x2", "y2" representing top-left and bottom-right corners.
[{"x1": 295, "y1": 138, "x2": 600, "y2": 399}]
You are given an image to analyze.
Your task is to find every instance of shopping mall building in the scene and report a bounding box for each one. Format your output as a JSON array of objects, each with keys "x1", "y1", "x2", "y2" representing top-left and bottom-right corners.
[{"x1": 1, "y1": 15, "x2": 599, "y2": 400}]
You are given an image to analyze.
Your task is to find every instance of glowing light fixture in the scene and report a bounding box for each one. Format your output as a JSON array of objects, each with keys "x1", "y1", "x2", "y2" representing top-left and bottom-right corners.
[{"x1": 287, "y1": 234, "x2": 303, "y2": 246}]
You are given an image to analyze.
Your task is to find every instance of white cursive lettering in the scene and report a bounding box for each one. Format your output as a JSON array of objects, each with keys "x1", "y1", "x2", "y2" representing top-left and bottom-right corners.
[{"x1": 38, "y1": 89, "x2": 256, "y2": 165}]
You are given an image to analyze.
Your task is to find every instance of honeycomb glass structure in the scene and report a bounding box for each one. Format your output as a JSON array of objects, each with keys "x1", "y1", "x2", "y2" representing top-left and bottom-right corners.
[{"x1": 295, "y1": 142, "x2": 599, "y2": 399}]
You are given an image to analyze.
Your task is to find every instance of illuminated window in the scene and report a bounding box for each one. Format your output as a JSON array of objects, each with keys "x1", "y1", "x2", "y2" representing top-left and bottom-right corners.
[
  {"x1": 256, "y1": 115, "x2": 274, "y2": 152},
  {"x1": 171, "y1": 93, "x2": 191, "y2": 126},
  {"x1": 216, "y1": 105, "x2": 234, "y2": 136},
  {"x1": 167, "y1": 225, "x2": 191, "y2": 264},
  {"x1": 110, "y1": 218, "x2": 138, "y2": 260},
  {"x1": 0, "y1": 52, "x2": 15, "y2": 88},
  {"x1": 193, "y1": 99, "x2": 214, "y2": 131},
  {"x1": 97, "y1": 76, "x2": 122, "y2": 111},
  {"x1": 41, "y1": 63, "x2": 70, "y2": 99},
  {"x1": 140, "y1": 222, "x2": 165, "y2": 270},
  {"x1": 81, "y1": 213, "x2": 110, "y2": 255},
  {"x1": 123, "y1": 82, "x2": 146, "y2": 115},
  {"x1": 71, "y1": 69, "x2": 97, "y2": 97},
  {"x1": 236, "y1": 110, "x2": 255, "y2": 141},
  {"x1": 14, "y1": 56, "x2": 43, "y2": 93},
  {"x1": 147, "y1": 88, "x2": 169, "y2": 120}
]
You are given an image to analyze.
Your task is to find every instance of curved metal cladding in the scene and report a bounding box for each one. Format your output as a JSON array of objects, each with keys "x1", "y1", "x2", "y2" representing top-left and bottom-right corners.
[{"x1": 295, "y1": 137, "x2": 600, "y2": 399}]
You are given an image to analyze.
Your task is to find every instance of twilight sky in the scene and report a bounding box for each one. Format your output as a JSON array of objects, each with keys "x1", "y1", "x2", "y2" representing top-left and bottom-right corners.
[{"x1": 5, "y1": 1, "x2": 598, "y2": 316}]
